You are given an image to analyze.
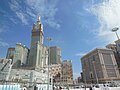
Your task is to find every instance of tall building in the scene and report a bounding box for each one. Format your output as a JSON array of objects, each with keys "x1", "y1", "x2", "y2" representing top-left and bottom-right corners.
[
  {"x1": 12, "y1": 43, "x2": 29, "y2": 68},
  {"x1": 115, "y1": 39, "x2": 120, "y2": 52},
  {"x1": 114, "y1": 40, "x2": 120, "y2": 73},
  {"x1": 49, "y1": 64, "x2": 62, "y2": 84},
  {"x1": 49, "y1": 46, "x2": 61, "y2": 64},
  {"x1": 106, "y1": 44, "x2": 117, "y2": 52},
  {"x1": 61, "y1": 60, "x2": 73, "y2": 85},
  {"x1": 81, "y1": 48, "x2": 120, "y2": 84},
  {"x1": 9, "y1": 69, "x2": 48, "y2": 84},
  {"x1": 4, "y1": 16, "x2": 54, "y2": 84},
  {"x1": 74, "y1": 77, "x2": 81, "y2": 85},
  {"x1": 106, "y1": 44, "x2": 120, "y2": 73},
  {"x1": 6, "y1": 48, "x2": 15, "y2": 60},
  {"x1": 28, "y1": 16, "x2": 48, "y2": 69},
  {"x1": 0, "y1": 59, "x2": 12, "y2": 81}
]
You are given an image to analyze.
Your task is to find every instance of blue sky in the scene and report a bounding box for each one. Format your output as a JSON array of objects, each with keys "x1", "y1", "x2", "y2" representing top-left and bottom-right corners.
[{"x1": 0, "y1": 0, "x2": 120, "y2": 79}]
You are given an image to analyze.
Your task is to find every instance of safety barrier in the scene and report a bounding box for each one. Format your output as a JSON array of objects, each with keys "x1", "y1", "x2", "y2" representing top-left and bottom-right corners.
[
  {"x1": 0, "y1": 85, "x2": 20, "y2": 90},
  {"x1": 37, "y1": 84, "x2": 53, "y2": 90}
]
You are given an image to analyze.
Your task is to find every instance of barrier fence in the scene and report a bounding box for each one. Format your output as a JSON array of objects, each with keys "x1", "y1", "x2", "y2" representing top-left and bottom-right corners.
[
  {"x1": 0, "y1": 84, "x2": 53, "y2": 90},
  {"x1": 0, "y1": 85, "x2": 20, "y2": 90}
]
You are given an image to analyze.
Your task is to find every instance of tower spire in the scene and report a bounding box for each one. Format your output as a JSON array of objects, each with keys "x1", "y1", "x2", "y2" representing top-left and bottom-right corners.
[{"x1": 38, "y1": 16, "x2": 40, "y2": 22}]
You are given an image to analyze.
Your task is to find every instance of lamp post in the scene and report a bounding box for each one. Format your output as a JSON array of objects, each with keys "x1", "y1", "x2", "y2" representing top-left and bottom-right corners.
[
  {"x1": 47, "y1": 37, "x2": 52, "y2": 90},
  {"x1": 112, "y1": 27, "x2": 119, "y2": 40}
]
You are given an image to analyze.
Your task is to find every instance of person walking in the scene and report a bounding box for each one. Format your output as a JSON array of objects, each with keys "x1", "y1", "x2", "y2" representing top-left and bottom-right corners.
[
  {"x1": 92, "y1": 85, "x2": 95, "y2": 90},
  {"x1": 89, "y1": 86, "x2": 92, "y2": 90}
]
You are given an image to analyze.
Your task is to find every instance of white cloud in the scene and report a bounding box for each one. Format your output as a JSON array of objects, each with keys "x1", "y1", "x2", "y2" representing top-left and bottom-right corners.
[
  {"x1": 16, "y1": 12, "x2": 28, "y2": 25},
  {"x1": 0, "y1": 28, "x2": 9, "y2": 47},
  {"x1": 0, "y1": 41, "x2": 9, "y2": 47},
  {"x1": 9, "y1": 0, "x2": 60, "y2": 29},
  {"x1": 75, "y1": 52, "x2": 87, "y2": 57},
  {"x1": 89, "y1": 0, "x2": 120, "y2": 43},
  {"x1": 9, "y1": 17, "x2": 18, "y2": 24},
  {"x1": 26, "y1": 0, "x2": 60, "y2": 29},
  {"x1": 9, "y1": 0, "x2": 28, "y2": 25}
]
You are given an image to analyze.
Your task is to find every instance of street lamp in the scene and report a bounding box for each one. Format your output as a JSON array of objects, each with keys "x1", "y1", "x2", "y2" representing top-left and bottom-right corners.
[
  {"x1": 112, "y1": 27, "x2": 119, "y2": 40},
  {"x1": 47, "y1": 37, "x2": 52, "y2": 90}
]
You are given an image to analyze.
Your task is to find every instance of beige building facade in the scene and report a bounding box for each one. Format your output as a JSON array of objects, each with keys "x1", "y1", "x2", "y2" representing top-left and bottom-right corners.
[
  {"x1": 106, "y1": 44, "x2": 120, "y2": 73},
  {"x1": 81, "y1": 48, "x2": 120, "y2": 84},
  {"x1": 12, "y1": 43, "x2": 29, "y2": 68},
  {"x1": 115, "y1": 39, "x2": 120, "y2": 52},
  {"x1": 49, "y1": 64, "x2": 62, "y2": 84},
  {"x1": 49, "y1": 64, "x2": 62, "y2": 77},
  {"x1": 6, "y1": 48, "x2": 15, "y2": 60},
  {"x1": 61, "y1": 60, "x2": 73, "y2": 85}
]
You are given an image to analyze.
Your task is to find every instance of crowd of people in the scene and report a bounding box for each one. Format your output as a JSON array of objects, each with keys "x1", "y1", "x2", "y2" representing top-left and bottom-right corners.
[{"x1": 90, "y1": 84, "x2": 110, "y2": 90}]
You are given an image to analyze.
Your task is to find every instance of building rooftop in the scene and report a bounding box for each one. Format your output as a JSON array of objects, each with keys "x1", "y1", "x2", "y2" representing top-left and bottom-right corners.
[{"x1": 81, "y1": 48, "x2": 113, "y2": 59}]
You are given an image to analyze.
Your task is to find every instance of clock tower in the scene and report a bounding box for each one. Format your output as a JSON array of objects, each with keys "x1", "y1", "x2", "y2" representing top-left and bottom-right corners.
[
  {"x1": 31, "y1": 16, "x2": 44, "y2": 46},
  {"x1": 28, "y1": 16, "x2": 48, "y2": 69}
]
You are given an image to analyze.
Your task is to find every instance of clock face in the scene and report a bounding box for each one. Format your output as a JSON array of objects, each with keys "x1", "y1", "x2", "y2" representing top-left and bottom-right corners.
[
  {"x1": 35, "y1": 25, "x2": 40, "y2": 31},
  {"x1": 36, "y1": 25, "x2": 40, "y2": 30}
]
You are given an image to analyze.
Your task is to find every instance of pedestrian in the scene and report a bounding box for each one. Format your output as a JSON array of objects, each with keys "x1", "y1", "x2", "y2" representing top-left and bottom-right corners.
[
  {"x1": 60, "y1": 86, "x2": 62, "y2": 90},
  {"x1": 34, "y1": 85, "x2": 37, "y2": 90},
  {"x1": 92, "y1": 85, "x2": 95, "y2": 90},
  {"x1": 102, "y1": 84, "x2": 108, "y2": 90},
  {"x1": 105, "y1": 85, "x2": 110, "y2": 90},
  {"x1": 89, "y1": 86, "x2": 92, "y2": 90}
]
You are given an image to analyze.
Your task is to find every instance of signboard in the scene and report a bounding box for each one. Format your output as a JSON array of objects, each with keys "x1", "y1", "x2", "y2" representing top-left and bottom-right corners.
[{"x1": 37, "y1": 84, "x2": 52, "y2": 90}]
